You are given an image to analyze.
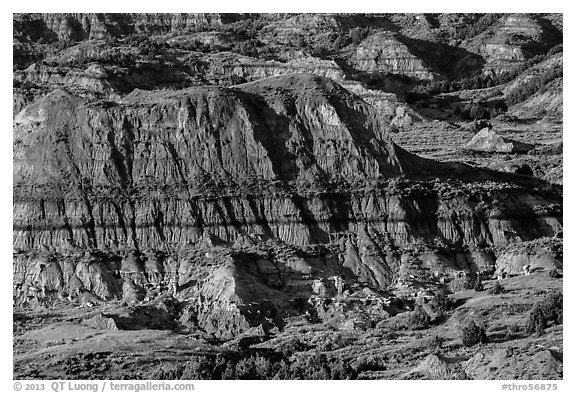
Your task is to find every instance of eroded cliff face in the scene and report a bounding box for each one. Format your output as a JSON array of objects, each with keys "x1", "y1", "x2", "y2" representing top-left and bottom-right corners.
[
  {"x1": 13, "y1": 40, "x2": 423, "y2": 134},
  {"x1": 14, "y1": 75, "x2": 399, "y2": 251},
  {"x1": 351, "y1": 32, "x2": 439, "y2": 81},
  {"x1": 14, "y1": 74, "x2": 560, "y2": 248},
  {"x1": 13, "y1": 72, "x2": 562, "y2": 338},
  {"x1": 14, "y1": 13, "x2": 246, "y2": 43},
  {"x1": 501, "y1": 14, "x2": 543, "y2": 41},
  {"x1": 462, "y1": 14, "x2": 561, "y2": 75},
  {"x1": 258, "y1": 14, "x2": 376, "y2": 48},
  {"x1": 204, "y1": 53, "x2": 347, "y2": 85}
]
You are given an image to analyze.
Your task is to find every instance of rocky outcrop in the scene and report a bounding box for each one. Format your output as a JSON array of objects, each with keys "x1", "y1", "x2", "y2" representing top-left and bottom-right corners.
[
  {"x1": 184, "y1": 255, "x2": 284, "y2": 339},
  {"x1": 14, "y1": 63, "x2": 120, "y2": 102},
  {"x1": 14, "y1": 13, "x2": 246, "y2": 43},
  {"x1": 82, "y1": 312, "x2": 119, "y2": 330},
  {"x1": 462, "y1": 14, "x2": 561, "y2": 75},
  {"x1": 13, "y1": 73, "x2": 562, "y2": 250},
  {"x1": 409, "y1": 354, "x2": 466, "y2": 379},
  {"x1": 495, "y1": 238, "x2": 562, "y2": 276},
  {"x1": 183, "y1": 53, "x2": 422, "y2": 130},
  {"x1": 13, "y1": 40, "x2": 421, "y2": 132},
  {"x1": 463, "y1": 128, "x2": 534, "y2": 153},
  {"x1": 351, "y1": 32, "x2": 439, "y2": 80},
  {"x1": 503, "y1": 54, "x2": 563, "y2": 119},
  {"x1": 258, "y1": 14, "x2": 378, "y2": 48},
  {"x1": 13, "y1": 75, "x2": 408, "y2": 207},
  {"x1": 464, "y1": 348, "x2": 563, "y2": 379},
  {"x1": 543, "y1": 167, "x2": 562, "y2": 185},
  {"x1": 201, "y1": 52, "x2": 347, "y2": 85},
  {"x1": 12, "y1": 71, "x2": 562, "y2": 338},
  {"x1": 407, "y1": 345, "x2": 563, "y2": 380},
  {"x1": 501, "y1": 14, "x2": 543, "y2": 40}
]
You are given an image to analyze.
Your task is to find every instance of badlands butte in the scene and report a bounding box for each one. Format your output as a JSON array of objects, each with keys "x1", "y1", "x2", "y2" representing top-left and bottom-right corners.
[{"x1": 13, "y1": 13, "x2": 563, "y2": 380}]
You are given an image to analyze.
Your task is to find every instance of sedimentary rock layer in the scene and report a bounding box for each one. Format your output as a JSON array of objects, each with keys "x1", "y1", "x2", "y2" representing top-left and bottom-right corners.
[
  {"x1": 14, "y1": 74, "x2": 561, "y2": 252},
  {"x1": 351, "y1": 32, "x2": 439, "y2": 80},
  {"x1": 13, "y1": 73, "x2": 562, "y2": 338}
]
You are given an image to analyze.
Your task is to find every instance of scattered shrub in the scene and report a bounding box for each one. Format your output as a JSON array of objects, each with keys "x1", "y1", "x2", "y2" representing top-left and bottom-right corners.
[
  {"x1": 487, "y1": 281, "x2": 505, "y2": 295},
  {"x1": 506, "y1": 63, "x2": 562, "y2": 106},
  {"x1": 429, "y1": 290, "x2": 452, "y2": 313},
  {"x1": 283, "y1": 352, "x2": 357, "y2": 380},
  {"x1": 525, "y1": 291, "x2": 563, "y2": 335},
  {"x1": 448, "y1": 274, "x2": 475, "y2": 293},
  {"x1": 411, "y1": 74, "x2": 498, "y2": 96},
  {"x1": 538, "y1": 291, "x2": 563, "y2": 325},
  {"x1": 181, "y1": 355, "x2": 218, "y2": 379},
  {"x1": 526, "y1": 305, "x2": 547, "y2": 336},
  {"x1": 409, "y1": 42, "x2": 560, "y2": 99},
  {"x1": 461, "y1": 320, "x2": 488, "y2": 347},
  {"x1": 353, "y1": 355, "x2": 386, "y2": 372},
  {"x1": 408, "y1": 305, "x2": 432, "y2": 329},
  {"x1": 317, "y1": 332, "x2": 354, "y2": 351},
  {"x1": 469, "y1": 104, "x2": 488, "y2": 120},
  {"x1": 459, "y1": 13, "x2": 504, "y2": 41},
  {"x1": 473, "y1": 276, "x2": 485, "y2": 292},
  {"x1": 178, "y1": 350, "x2": 358, "y2": 380},
  {"x1": 149, "y1": 364, "x2": 184, "y2": 379},
  {"x1": 279, "y1": 337, "x2": 309, "y2": 356},
  {"x1": 548, "y1": 269, "x2": 562, "y2": 278},
  {"x1": 427, "y1": 335, "x2": 444, "y2": 351},
  {"x1": 329, "y1": 357, "x2": 357, "y2": 379}
]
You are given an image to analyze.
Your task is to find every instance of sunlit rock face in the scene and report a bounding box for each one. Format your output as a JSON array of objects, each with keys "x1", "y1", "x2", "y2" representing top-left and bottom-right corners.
[
  {"x1": 12, "y1": 14, "x2": 562, "y2": 341},
  {"x1": 351, "y1": 32, "x2": 439, "y2": 81}
]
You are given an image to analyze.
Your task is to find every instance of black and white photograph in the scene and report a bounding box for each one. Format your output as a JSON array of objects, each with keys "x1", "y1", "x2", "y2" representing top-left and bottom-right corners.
[{"x1": 9, "y1": 5, "x2": 567, "y2": 385}]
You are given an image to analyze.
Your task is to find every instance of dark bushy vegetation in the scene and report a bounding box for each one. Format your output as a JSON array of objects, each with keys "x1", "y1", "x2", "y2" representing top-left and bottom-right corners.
[
  {"x1": 279, "y1": 337, "x2": 310, "y2": 357},
  {"x1": 412, "y1": 74, "x2": 497, "y2": 96},
  {"x1": 525, "y1": 291, "x2": 563, "y2": 335},
  {"x1": 487, "y1": 281, "x2": 505, "y2": 295},
  {"x1": 409, "y1": 44, "x2": 562, "y2": 100},
  {"x1": 353, "y1": 354, "x2": 386, "y2": 373},
  {"x1": 408, "y1": 304, "x2": 432, "y2": 329},
  {"x1": 506, "y1": 63, "x2": 563, "y2": 106},
  {"x1": 526, "y1": 306, "x2": 547, "y2": 336},
  {"x1": 426, "y1": 335, "x2": 444, "y2": 351},
  {"x1": 548, "y1": 269, "x2": 562, "y2": 278},
  {"x1": 461, "y1": 320, "x2": 488, "y2": 347},
  {"x1": 473, "y1": 276, "x2": 485, "y2": 292},
  {"x1": 179, "y1": 351, "x2": 358, "y2": 380},
  {"x1": 429, "y1": 290, "x2": 452, "y2": 313},
  {"x1": 448, "y1": 274, "x2": 475, "y2": 293},
  {"x1": 457, "y1": 13, "x2": 504, "y2": 41}
]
